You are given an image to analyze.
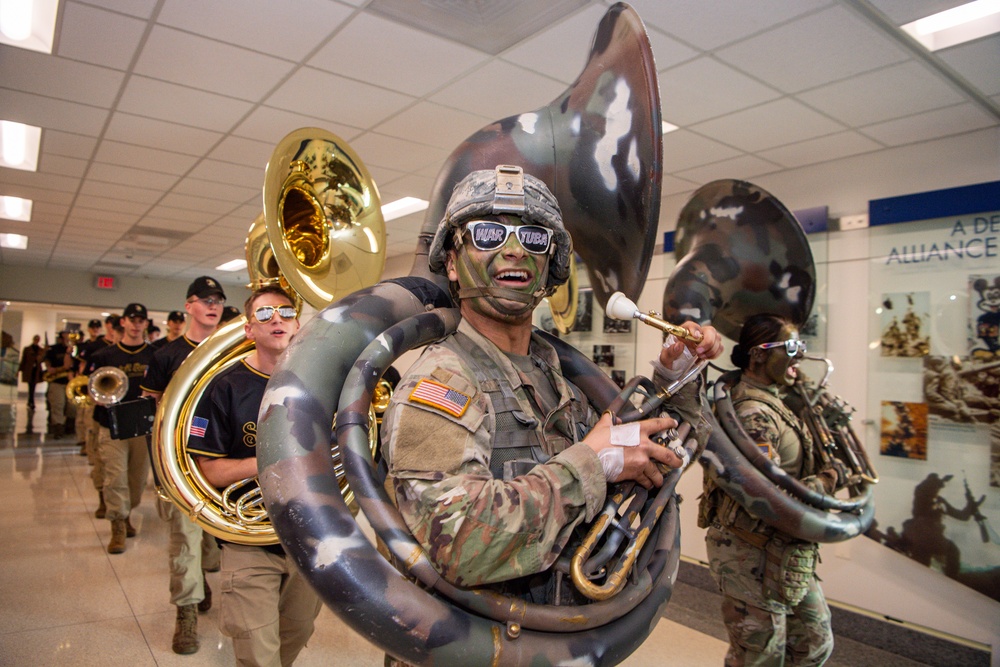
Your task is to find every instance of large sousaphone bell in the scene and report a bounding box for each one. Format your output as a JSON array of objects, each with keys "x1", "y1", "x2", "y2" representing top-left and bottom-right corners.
[
  {"x1": 151, "y1": 127, "x2": 385, "y2": 545},
  {"x1": 663, "y1": 179, "x2": 875, "y2": 542},
  {"x1": 257, "y1": 4, "x2": 672, "y2": 665}
]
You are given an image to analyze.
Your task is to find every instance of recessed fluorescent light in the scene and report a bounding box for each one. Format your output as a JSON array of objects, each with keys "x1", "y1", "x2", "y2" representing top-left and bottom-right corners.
[
  {"x1": 1, "y1": 120, "x2": 41, "y2": 171},
  {"x1": 662, "y1": 121, "x2": 680, "y2": 134},
  {"x1": 0, "y1": 196, "x2": 31, "y2": 221},
  {"x1": 0, "y1": 0, "x2": 59, "y2": 54},
  {"x1": 901, "y1": 0, "x2": 1000, "y2": 51},
  {"x1": 215, "y1": 259, "x2": 247, "y2": 272},
  {"x1": 0, "y1": 233, "x2": 28, "y2": 249},
  {"x1": 381, "y1": 197, "x2": 429, "y2": 222}
]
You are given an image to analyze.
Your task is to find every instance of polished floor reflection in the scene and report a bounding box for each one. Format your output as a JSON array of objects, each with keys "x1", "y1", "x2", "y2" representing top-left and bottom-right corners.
[{"x1": 0, "y1": 400, "x2": 727, "y2": 666}]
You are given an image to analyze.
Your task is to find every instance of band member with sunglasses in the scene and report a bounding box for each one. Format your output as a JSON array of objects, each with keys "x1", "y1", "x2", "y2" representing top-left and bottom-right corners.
[
  {"x1": 700, "y1": 313, "x2": 843, "y2": 667},
  {"x1": 381, "y1": 166, "x2": 722, "y2": 603},
  {"x1": 141, "y1": 275, "x2": 226, "y2": 655},
  {"x1": 188, "y1": 285, "x2": 322, "y2": 666}
]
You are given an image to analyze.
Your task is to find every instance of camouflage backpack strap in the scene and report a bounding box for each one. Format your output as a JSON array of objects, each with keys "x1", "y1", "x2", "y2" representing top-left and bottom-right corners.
[
  {"x1": 447, "y1": 332, "x2": 548, "y2": 479},
  {"x1": 732, "y1": 383, "x2": 814, "y2": 461}
]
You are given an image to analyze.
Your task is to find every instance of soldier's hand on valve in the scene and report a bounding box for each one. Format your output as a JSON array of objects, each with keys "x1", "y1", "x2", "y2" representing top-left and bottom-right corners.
[
  {"x1": 583, "y1": 413, "x2": 683, "y2": 489},
  {"x1": 658, "y1": 322, "x2": 724, "y2": 368}
]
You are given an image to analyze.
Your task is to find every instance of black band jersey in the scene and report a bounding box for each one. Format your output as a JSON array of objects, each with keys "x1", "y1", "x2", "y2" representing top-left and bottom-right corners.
[
  {"x1": 187, "y1": 360, "x2": 268, "y2": 461},
  {"x1": 44, "y1": 343, "x2": 71, "y2": 384},
  {"x1": 140, "y1": 335, "x2": 199, "y2": 394},
  {"x1": 87, "y1": 341, "x2": 154, "y2": 428}
]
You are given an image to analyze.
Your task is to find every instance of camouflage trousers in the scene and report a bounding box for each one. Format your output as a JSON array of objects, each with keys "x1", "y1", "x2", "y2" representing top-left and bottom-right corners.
[{"x1": 720, "y1": 579, "x2": 833, "y2": 667}]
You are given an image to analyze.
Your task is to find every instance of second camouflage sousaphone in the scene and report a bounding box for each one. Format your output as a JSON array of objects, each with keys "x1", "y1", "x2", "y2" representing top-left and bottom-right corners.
[
  {"x1": 151, "y1": 128, "x2": 385, "y2": 545},
  {"x1": 663, "y1": 179, "x2": 875, "y2": 543}
]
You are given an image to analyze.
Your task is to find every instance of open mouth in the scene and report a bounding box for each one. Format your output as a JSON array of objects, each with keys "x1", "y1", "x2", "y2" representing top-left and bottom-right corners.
[{"x1": 493, "y1": 268, "x2": 532, "y2": 288}]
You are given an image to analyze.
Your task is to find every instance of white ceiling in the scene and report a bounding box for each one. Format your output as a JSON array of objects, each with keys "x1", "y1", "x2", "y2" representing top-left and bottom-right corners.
[{"x1": 1, "y1": 0, "x2": 998, "y2": 289}]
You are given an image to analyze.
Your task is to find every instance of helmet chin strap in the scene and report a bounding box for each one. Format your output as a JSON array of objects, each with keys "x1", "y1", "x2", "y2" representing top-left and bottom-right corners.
[{"x1": 455, "y1": 250, "x2": 547, "y2": 317}]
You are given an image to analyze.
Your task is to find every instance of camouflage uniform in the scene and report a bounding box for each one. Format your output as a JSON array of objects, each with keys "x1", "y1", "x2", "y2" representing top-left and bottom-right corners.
[{"x1": 700, "y1": 373, "x2": 833, "y2": 667}]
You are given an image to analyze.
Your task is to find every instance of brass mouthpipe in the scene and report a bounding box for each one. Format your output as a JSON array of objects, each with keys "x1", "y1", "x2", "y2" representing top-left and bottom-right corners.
[{"x1": 605, "y1": 291, "x2": 703, "y2": 343}]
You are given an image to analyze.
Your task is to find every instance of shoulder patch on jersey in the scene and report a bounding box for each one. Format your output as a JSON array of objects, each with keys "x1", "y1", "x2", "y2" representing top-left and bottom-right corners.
[{"x1": 409, "y1": 378, "x2": 470, "y2": 418}]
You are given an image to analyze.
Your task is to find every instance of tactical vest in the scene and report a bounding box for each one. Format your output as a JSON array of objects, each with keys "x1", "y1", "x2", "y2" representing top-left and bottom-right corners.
[
  {"x1": 699, "y1": 374, "x2": 814, "y2": 535},
  {"x1": 448, "y1": 332, "x2": 590, "y2": 480}
]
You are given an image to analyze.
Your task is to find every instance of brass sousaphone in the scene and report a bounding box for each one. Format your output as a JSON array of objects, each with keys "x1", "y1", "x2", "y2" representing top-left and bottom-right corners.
[
  {"x1": 256, "y1": 5, "x2": 673, "y2": 665},
  {"x1": 151, "y1": 128, "x2": 385, "y2": 545}
]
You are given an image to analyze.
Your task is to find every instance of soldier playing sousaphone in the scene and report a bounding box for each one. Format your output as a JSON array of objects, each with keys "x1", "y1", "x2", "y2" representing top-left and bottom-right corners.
[{"x1": 381, "y1": 166, "x2": 723, "y2": 606}]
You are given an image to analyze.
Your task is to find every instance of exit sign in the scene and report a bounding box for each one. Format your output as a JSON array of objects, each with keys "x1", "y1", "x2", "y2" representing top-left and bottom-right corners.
[{"x1": 95, "y1": 275, "x2": 116, "y2": 290}]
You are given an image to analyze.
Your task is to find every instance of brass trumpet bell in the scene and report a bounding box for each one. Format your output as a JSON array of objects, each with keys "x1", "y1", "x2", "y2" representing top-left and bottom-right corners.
[
  {"x1": 263, "y1": 127, "x2": 386, "y2": 307},
  {"x1": 66, "y1": 374, "x2": 91, "y2": 406},
  {"x1": 88, "y1": 366, "x2": 128, "y2": 406}
]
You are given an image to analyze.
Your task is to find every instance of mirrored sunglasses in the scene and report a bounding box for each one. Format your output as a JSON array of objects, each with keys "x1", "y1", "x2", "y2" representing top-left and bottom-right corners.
[
  {"x1": 464, "y1": 220, "x2": 553, "y2": 255},
  {"x1": 755, "y1": 337, "x2": 807, "y2": 357},
  {"x1": 253, "y1": 305, "x2": 297, "y2": 323}
]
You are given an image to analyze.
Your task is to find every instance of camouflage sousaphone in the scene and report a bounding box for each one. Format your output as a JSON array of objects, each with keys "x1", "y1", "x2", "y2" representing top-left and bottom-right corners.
[{"x1": 256, "y1": 4, "x2": 674, "y2": 665}]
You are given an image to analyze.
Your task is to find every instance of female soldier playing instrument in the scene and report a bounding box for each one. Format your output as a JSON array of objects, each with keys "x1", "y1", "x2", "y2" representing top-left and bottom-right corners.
[{"x1": 700, "y1": 313, "x2": 844, "y2": 667}]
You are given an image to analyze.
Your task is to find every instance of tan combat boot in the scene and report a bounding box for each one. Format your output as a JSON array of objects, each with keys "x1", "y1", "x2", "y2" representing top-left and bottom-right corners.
[
  {"x1": 172, "y1": 604, "x2": 199, "y2": 654},
  {"x1": 107, "y1": 519, "x2": 127, "y2": 554},
  {"x1": 125, "y1": 515, "x2": 137, "y2": 538},
  {"x1": 94, "y1": 490, "x2": 106, "y2": 519}
]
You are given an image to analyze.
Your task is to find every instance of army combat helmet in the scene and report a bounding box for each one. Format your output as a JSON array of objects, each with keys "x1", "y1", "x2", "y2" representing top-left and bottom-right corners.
[{"x1": 428, "y1": 165, "x2": 573, "y2": 313}]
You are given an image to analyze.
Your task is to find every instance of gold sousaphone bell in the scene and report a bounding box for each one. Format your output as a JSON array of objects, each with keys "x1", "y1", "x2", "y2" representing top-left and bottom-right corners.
[{"x1": 152, "y1": 128, "x2": 386, "y2": 545}]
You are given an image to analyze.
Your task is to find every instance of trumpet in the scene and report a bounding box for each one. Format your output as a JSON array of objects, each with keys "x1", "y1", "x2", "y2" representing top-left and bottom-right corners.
[{"x1": 88, "y1": 366, "x2": 128, "y2": 406}]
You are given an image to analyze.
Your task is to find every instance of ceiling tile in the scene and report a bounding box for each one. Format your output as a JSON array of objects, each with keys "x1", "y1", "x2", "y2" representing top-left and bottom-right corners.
[
  {"x1": 629, "y1": 0, "x2": 831, "y2": 51},
  {"x1": 675, "y1": 154, "x2": 782, "y2": 184},
  {"x1": 937, "y1": 35, "x2": 1000, "y2": 97},
  {"x1": 74, "y1": 194, "x2": 150, "y2": 215},
  {"x1": 206, "y1": 136, "x2": 273, "y2": 171},
  {"x1": 157, "y1": 193, "x2": 238, "y2": 214},
  {"x1": 429, "y1": 60, "x2": 565, "y2": 119},
  {"x1": 659, "y1": 56, "x2": 781, "y2": 126},
  {"x1": 43, "y1": 155, "x2": 88, "y2": 178},
  {"x1": 104, "y1": 113, "x2": 223, "y2": 155},
  {"x1": 87, "y1": 163, "x2": 179, "y2": 190},
  {"x1": 715, "y1": 5, "x2": 910, "y2": 94},
  {"x1": 378, "y1": 173, "x2": 436, "y2": 202},
  {"x1": 867, "y1": 0, "x2": 959, "y2": 24},
  {"x1": 134, "y1": 27, "x2": 296, "y2": 101},
  {"x1": 798, "y1": 61, "x2": 966, "y2": 127},
  {"x1": 310, "y1": 12, "x2": 488, "y2": 97},
  {"x1": 95, "y1": 140, "x2": 199, "y2": 175},
  {"x1": 373, "y1": 101, "x2": 491, "y2": 151},
  {"x1": 233, "y1": 106, "x2": 362, "y2": 146},
  {"x1": 171, "y1": 177, "x2": 258, "y2": 204},
  {"x1": 661, "y1": 173, "x2": 700, "y2": 197},
  {"x1": 56, "y1": 2, "x2": 146, "y2": 70},
  {"x1": 0, "y1": 89, "x2": 109, "y2": 135},
  {"x1": 71, "y1": 206, "x2": 140, "y2": 225},
  {"x1": 266, "y1": 68, "x2": 415, "y2": 129},
  {"x1": 690, "y1": 98, "x2": 844, "y2": 153},
  {"x1": 157, "y1": 0, "x2": 353, "y2": 61},
  {"x1": 143, "y1": 205, "x2": 217, "y2": 225},
  {"x1": 352, "y1": 132, "x2": 447, "y2": 171},
  {"x1": 40, "y1": 131, "x2": 98, "y2": 160},
  {"x1": 116, "y1": 76, "x2": 254, "y2": 132},
  {"x1": 0, "y1": 169, "x2": 82, "y2": 193},
  {"x1": 0, "y1": 48, "x2": 125, "y2": 107},
  {"x1": 501, "y1": 4, "x2": 610, "y2": 84},
  {"x1": 758, "y1": 131, "x2": 883, "y2": 168},
  {"x1": 186, "y1": 159, "x2": 263, "y2": 189},
  {"x1": 79, "y1": 180, "x2": 162, "y2": 204},
  {"x1": 77, "y1": 0, "x2": 158, "y2": 19},
  {"x1": 141, "y1": 217, "x2": 209, "y2": 233},
  {"x1": 662, "y1": 130, "x2": 741, "y2": 172},
  {"x1": 859, "y1": 103, "x2": 999, "y2": 146},
  {"x1": 646, "y1": 28, "x2": 700, "y2": 71}
]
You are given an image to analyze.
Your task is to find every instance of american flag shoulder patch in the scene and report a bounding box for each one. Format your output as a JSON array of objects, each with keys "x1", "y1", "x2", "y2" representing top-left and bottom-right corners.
[
  {"x1": 190, "y1": 416, "x2": 209, "y2": 438},
  {"x1": 409, "y1": 378, "x2": 471, "y2": 418}
]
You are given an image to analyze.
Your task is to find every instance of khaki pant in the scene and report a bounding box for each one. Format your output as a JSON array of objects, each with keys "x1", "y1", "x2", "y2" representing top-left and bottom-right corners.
[
  {"x1": 46, "y1": 382, "x2": 73, "y2": 429},
  {"x1": 80, "y1": 404, "x2": 103, "y2": 490},
  {"x1": 218, "y1": 543, "x2": 322, "y2": 667},
  {"x1": 157, "y1": 498, "x2": 221, "y2": 606},
  {"x1": 98, "y1": 428, "x2": 148, "y2": 521}
]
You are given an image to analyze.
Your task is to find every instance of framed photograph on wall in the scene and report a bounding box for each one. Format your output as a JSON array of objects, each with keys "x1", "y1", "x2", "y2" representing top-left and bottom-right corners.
[
  {"x1": 592, "y1": 344, "x2": 614, "y2": 368},
  {"x1": 574, "y1": 289, "x2": 593, "y2": 332},
  {"x1": 880, "y1": 400, "x2": 929, "y2": 460},
  {"x1": 879, "y1": 291, "x2": 930, "y2": 357},
  {"x1": 968, "y1": 274, "x2": 1000, "y2": 360}
]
